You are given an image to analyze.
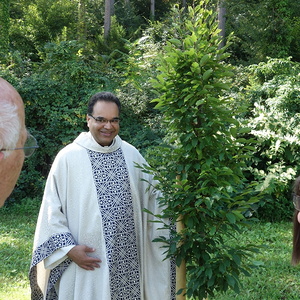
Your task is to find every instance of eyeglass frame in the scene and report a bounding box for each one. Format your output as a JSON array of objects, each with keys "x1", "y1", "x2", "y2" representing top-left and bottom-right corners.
[
  {"x1": 0, "y1": 132, "x2": 39, "y2": 158},
  {"x1": 88, "y1": 114, "x2": 120, "y2": 124}
]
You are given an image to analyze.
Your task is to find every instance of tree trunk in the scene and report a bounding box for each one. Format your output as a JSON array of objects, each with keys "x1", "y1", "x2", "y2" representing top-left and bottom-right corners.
[
  {"x1": 218, "y1": 0, "x2": 226, "y2": 48},
  {"x1": 150, "y1": 0, "x2": 155, "y2": 20},
  {"x1": 111, "y1": 0, "x2": 115, "y2": 16},
  {"x1": 104, "y1": 0, "x2": 112, "y2": 39},
  {"x1": 176, "y1": 215, "x2": 186, "y2": 300},
  {"x1": 0, "y1": 0, "x2": 10, "y2": 60},
  {"x1": 78, "y1": 0, "x2": 87, "y2": 43}
]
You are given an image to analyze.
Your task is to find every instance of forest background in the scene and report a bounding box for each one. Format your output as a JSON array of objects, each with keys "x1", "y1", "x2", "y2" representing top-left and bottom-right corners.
[{"x1": 1, "y1": 0, "x2": 300, "y2": 298}]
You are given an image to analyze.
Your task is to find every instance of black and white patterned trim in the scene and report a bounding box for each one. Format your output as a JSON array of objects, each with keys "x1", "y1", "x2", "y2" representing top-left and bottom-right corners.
[
  {"x1": 30, "y1": 232, "x2": 76, "y2": 300},
  {"x1": 88, "y1": 148, "x2": 141, "y2": 300}
]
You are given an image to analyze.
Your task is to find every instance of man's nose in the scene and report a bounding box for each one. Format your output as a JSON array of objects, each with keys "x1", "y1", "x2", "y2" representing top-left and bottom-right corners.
[{"x1": 104, "y1": 121, "x2": 113, "y2": 129}]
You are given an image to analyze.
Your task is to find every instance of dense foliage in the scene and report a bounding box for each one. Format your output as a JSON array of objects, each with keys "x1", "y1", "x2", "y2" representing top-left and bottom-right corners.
[
  {"x1": 225, "y1": 0, "x2": 300, "y2": 64},
  {"x1": 0, "y1": 0, "x2": 10, "y2": 57},
  {"x1": 230, "y1": 58, "x2": 300, "y2": 221},
  {"x1": 1, "y1": 0, "x2": 300, "y2": 64}
]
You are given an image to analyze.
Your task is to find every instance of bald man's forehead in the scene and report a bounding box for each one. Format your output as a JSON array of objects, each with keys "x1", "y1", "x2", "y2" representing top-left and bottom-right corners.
[
  {"x1": 0, "y1": 78, "x2": 25, "y2": 127},
  {"x1": 0, "y1": 78, "x2": 22, "y2": 103}
]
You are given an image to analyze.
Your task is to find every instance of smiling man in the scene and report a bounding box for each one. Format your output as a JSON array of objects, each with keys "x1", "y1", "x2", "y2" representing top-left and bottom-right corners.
[
  {"x1": 87, "y1": 98, "x2": 120, "y2": 147},
  {"x1": 30, "y1": 92, "x2": 175, "y2": 300}
]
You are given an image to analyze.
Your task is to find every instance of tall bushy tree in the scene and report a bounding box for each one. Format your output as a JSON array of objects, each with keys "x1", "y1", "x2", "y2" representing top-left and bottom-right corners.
[{"x1": 145, "y1": 2, "x2": 261, "y2": 298}]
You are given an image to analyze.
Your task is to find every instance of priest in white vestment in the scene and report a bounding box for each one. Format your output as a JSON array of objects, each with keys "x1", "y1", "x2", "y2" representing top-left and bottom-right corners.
[{"x1": 29, "y1": 92, "x2": 175, "y2": 300}]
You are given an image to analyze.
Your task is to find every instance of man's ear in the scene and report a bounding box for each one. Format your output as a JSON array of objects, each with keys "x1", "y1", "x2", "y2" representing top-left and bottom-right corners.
[
  {"x1": 0, "y1": 152, "x2": 4, "y2": 161},
  {"x1": 86, "y1": 114, "x2": 91, "y2": 128}
]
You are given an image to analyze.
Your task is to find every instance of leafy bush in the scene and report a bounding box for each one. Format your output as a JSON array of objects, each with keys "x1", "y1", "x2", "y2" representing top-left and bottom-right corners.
[{"x1": 233, "y1": 57, "x2": 300, "y2": 221}]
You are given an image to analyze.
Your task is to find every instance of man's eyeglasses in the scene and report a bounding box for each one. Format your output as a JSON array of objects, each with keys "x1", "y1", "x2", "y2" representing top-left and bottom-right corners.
[
  {"x1": 0, "y1": 132, "x2": 39, "y2": 158},
  {"x1": 88, "y1": 114, "x2": 120, "y2": 124}
]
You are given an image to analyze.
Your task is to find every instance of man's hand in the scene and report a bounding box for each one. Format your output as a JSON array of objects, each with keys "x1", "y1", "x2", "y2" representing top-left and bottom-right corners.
[{"x1": 67, "y1": 245, "x2": 102, "y2": 270}]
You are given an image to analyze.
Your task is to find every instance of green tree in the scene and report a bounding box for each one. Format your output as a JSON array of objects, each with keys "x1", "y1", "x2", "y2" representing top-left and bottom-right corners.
[
  {"x1": 144, "y1": 2, "x2": 261, "y2": 298},
  {"x1": 0, "y1": 38, "x2": 163, "y2": 203},
  {"x1": 1, "y1": 40, "x2": 114, "y2": 200}
]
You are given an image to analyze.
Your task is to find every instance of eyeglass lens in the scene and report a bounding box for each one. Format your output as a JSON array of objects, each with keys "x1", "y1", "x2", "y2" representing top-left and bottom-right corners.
[{"x1": 23, "y1": 133, "x2": 39, "y2": 158}]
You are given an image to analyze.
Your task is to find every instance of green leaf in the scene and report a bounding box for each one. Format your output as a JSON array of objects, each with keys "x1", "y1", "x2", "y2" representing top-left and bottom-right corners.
[
  {"x1": 226, "y1": 274, "x2": 236, "y2": 287},
  {"x1": 209, "y1": 226, "x2": 216, "y2": 235},
  {"x1": 226, "y1": 212, "x2": 236, "y2": 224},
  {"x1": 200, "y1": 54, "x2": 210, "y2": 66},
  {"x1": 169, "y1": 38, "x2": 182, "y2": 47},
  {"x1": 213, "y1": 82, "x2": 230, "y2": 89},
  {"x1": 203, "y1": 69, "x2": 213, "y2": 81},
  {"x1": 219, "y1": 263, "x2": 226, "y2": 274},
  {"x1": 232, "y1": 254, "x2": 241, "y2": 265},
  {"x1": 252, "y1": 260, "x2": 264, "y2": 267},
  {"x1": 205, "y1": 267, "x2": 213, "y2": 279},
  {"x1": 230, "y1": 127, "x2": 237, "y2": 137},
  {"x1": 191, "y1": 62, "x2": 200, "y2": 73}
]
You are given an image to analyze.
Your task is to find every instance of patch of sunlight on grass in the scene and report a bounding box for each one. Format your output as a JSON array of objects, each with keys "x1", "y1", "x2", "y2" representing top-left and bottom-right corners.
[{"x1": 0, "y1": 280, "x2": 31, "y2": 300}]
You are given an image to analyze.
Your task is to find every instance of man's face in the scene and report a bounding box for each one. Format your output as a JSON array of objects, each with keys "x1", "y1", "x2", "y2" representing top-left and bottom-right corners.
[
  {"x1": 87, "y1": 101, "x2": 120, "y2": 147},
  {"x1": 0, "y1": 79, "x2": 27, "y2": 207}
]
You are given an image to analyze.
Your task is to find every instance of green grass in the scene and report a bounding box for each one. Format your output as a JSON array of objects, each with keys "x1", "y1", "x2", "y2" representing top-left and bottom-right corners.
[
  {"x1": 0, "y1": 200, "x2": 299, "y2": 300},
  {"x1": 0, "y1": 198, "x2": 40, "y2": 300},
  {"x1": 211, "y1": 222, "x2": 300, "y2": 300}
]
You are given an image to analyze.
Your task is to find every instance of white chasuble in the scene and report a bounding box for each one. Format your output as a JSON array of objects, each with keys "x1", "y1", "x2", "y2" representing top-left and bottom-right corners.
[{"x1": 29, "y1": 132, "x2": 175, "y2": 300}]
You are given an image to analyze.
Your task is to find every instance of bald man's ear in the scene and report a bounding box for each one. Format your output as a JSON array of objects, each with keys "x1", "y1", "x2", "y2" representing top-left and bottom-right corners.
[{"x1": 0, "y1": 152, "x2": 4, "y2": 161}]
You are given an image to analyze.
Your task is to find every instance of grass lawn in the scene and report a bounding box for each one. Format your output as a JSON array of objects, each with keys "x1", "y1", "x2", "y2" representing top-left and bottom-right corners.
[
  {"x1": 211, "y1": 221, "x2": 300, "y2": 300},
  {"x1": 0, "y1": 198, "x2": 299, "y2": 299},
  {"x1": 0, "y1": 199, "x2": 40, "y2": 300}
]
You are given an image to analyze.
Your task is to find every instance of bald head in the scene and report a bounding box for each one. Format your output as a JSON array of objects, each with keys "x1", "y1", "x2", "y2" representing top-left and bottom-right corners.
[
  {"x1": 0, "y1": 77, "x2": 27, "y2": 206},
  {"x1": 0, "y1": 78, "x2": 24, "y2": 108}
]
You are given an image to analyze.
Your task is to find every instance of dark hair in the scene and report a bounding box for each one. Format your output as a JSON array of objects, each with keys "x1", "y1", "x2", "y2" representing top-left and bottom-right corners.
[
  {"x1": 292, "y1": 176, "x2": 300, "y2": 265},
  {"x1": 87, "y1": 92, "x2": 121, "y2": 114}
]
